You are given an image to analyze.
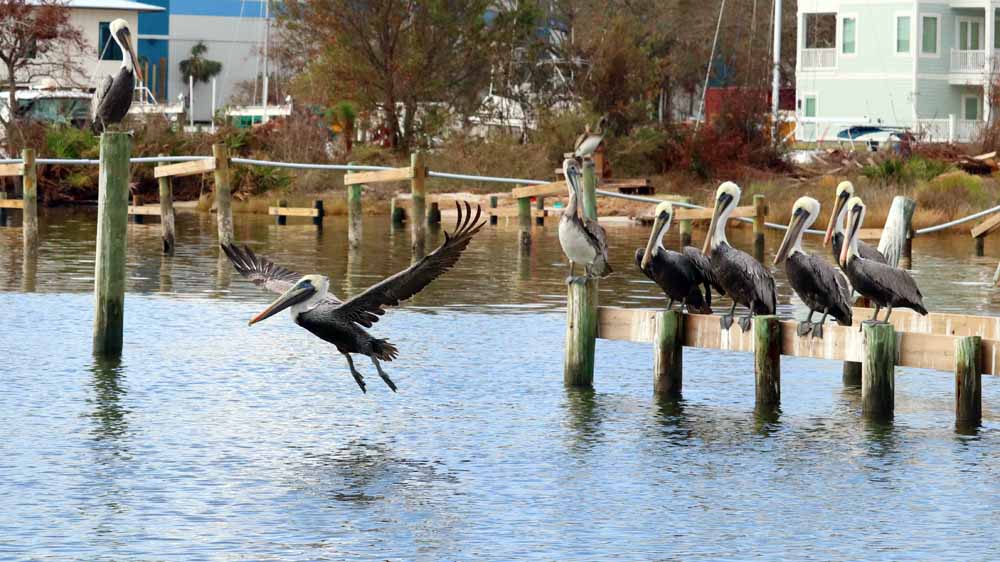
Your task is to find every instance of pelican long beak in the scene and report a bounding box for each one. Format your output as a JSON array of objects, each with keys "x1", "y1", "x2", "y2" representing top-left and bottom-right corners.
[
  {"x1": 249, "y1": 284, "x2": 315, "y2": 326},
  {"x1": 121, "y1": 30, "x2": 143, "y2": 83},
  {"x1": 702, "y1": 193, "x2": 731, "y2": 255},
  {"x1": 641, "y1": 213, "x2": 670, "y2": 269},
  {"x1": 824, "y1": 191, "x2": 848, "y2": 247},
  {"x1": 840, "y1": 206, "x2": 863, "y2": 267},
  {"x1": 774, "y1": 209, "x2": 807, "y2": 265}
]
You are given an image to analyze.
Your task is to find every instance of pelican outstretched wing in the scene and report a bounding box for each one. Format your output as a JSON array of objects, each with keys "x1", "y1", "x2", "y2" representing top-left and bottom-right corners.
[
  {"x1": 333, "y1": 202, "x2": 485, "y2": 328},
  {"x1": 221, "y1": 243, "x2": 307, "y2": 296},
  {"x1": 90, "y1": 74, "x2": 113, "y2": 132}
]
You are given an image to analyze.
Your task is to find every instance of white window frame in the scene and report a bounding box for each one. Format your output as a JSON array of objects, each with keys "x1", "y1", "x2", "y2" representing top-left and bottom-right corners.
[
  {"x1": 956, "y1": 16, "x2": 985, "y2": 51},
  {"x1": 919, "y1": 13, "x2": 940, "y2": 58},
  {"x1": 840, "y1": 13, "x2": 859, "y2": 57},
  {"x1": 962, "y1": 94, "x2": 981, "y2": 121},
  {"x1": 894, "y1": 13, "x2": 913, "y2": 56}
]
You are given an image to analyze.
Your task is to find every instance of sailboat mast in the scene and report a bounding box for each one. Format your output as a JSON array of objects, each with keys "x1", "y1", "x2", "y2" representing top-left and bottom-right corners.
[
  {"x1": 262, "y1": 0, "x2": 270, "y2": 124},
  {"x1": 771, "y1": 0, "x2": 782, "y2": 141}
]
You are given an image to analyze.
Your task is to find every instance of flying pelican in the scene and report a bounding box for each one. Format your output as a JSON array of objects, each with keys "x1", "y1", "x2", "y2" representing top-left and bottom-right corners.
[
  {"x1": 823, "y1": 181, "x2": 886, "y2": 264},
  {"x1": 636, "y1": 201, "x2": 720, "y2": 313},
  {"x1": 840, "y1": 196, "x2": 927, "y2": 323},
  {"x1": 773, "y1": 197, "x2": 852, "y2": 338},
  {"x1": 222, "y1": 202, "x2": 485, "y2": 393},
  {"x1": 559, "y1": 158, "x2": 612, "y2": 278},
  {"x1": 702, "y1": 182, "x2": 776, "y2": 331},
  {"x1": 91, "y1": 19, "x2": 142, "y2": 133}
]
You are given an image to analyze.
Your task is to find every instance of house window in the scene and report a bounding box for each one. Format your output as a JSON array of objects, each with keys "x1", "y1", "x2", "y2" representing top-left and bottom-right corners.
[
  {"x1": 804, "y1": 96, "x2": 817, "y2": 118},
  {"x1": 98, "y1": 21, "x2": 123, "y2": 61},
  {"x1": 896, "y1": 16, "x2": 911, "y2": 53},
  {"x1": 958, "y1": 19, "x2": 982, "y2": 51},
  {"x1": 921, "y1": 16, "x2": 938, "y2": 55},
  {"x1": 842, "y1": 17, "x2": 856, "y2": 54},
  {"x1": 964, "y1": 96, "x2": 980, "y2": 121},
  {"x1": 995, "y1": 9, "x2": 1000, "y2": 49}
]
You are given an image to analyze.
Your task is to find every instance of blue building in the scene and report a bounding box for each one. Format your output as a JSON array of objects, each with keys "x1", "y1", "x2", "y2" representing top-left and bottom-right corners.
[{"x1": 137, "y1": 0, "x2": 270, "y2": 121}]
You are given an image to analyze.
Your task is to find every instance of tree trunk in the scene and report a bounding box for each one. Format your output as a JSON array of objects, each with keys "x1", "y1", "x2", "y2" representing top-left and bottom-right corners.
[
  {"x1": 5, "y1": 63, "x2": 17, "y2": 156},
  {"x1": 401, "y1": 99, "x2": 416, "y2": 152}
]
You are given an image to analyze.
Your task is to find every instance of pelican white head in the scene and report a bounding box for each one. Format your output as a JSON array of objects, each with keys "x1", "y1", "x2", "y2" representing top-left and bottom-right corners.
[
  {"x1": 774, "y1": 196, "x2": 820, "y2": 265},
  {"x1": 641, "y1": 201, "x2": 674, "y2": 269},
  {"x1": 840, "y1": 196, "x2": 866, "y2": 267},
  {"x1": 825, "y1": 180, "x2": 855, "y2": 245},
  {"x1": 703, "y1": 181, "x2": 741, "y2": 254},
  {"x1": 109, "y1": 19, "x2": 143, "y2": 82},
  {"x1": 248, "y1": 274, "x2": 329, "y2": 325}
]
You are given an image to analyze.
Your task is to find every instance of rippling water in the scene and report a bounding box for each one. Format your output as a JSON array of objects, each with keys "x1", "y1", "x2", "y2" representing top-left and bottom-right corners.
[{"x1": 2, "y1": 209, "x2": 1000, "y2": 560}]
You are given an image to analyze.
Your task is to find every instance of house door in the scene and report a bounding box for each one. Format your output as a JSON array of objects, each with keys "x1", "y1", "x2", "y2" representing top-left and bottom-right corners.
[{"x1": 958, "y1": 18, "x2": 984, "y2": 50}]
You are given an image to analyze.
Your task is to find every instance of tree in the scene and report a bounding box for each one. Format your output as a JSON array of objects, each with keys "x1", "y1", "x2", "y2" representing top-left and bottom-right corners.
[
  {"x1": 279, "y1": 0, "x2": 537, "y2": 151},
  {"x1": 179, "y1": 41, "x2": 222, "y2": 84},
  {"x1": 0, "y1": 0, "x2": 87, "y2": 153}
]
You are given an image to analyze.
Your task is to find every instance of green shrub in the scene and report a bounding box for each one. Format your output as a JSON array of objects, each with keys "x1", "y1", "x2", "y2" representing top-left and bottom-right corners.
[
  {"x1": 915, "y1": 171, "x2": 987, "y2": 211},
  {"x1": 906, "y1": 155, "x2": 952, "y2": 182},
  {"x1": 45, "y1": 126, "x2": 98, "y2": 159},
  {"x1": 862, "y1": 158, "x2": 909, "y2": 184}
]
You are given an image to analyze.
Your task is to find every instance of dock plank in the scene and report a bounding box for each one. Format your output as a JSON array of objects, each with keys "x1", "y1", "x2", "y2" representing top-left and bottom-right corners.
[
  {"x1": 343, "y1": 167, "x2": 412, "y2": 185},
  {"x1": 154, "y1": 159, "x2": 216, "y2": 178}
]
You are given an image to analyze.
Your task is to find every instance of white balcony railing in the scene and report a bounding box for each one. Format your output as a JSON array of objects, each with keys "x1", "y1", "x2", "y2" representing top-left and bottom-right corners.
[
  {"x1": 801, "y1": 48, "x2": 836, "y2": 69},
  {"x1": 951, "y1": 49, "x2": 987, "y2": 72}
]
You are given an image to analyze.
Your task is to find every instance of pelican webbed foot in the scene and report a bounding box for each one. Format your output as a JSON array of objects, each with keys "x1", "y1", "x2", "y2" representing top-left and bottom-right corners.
[
  {"x1": 796, "y1": 321, "x2": 813, "y2": 337},
  {"x1": 371, "y1": 357, "x2": 397, "y2": 393},
  {"x1": 811, "y1": 322, "x2": 824, "y2": 339},
  {"x1": 342, "y1": 353, "x2": 367, "y2": 393},
  {"x1": 738, "y1": 314, "x2": 753, "y2": 333},
  {"x1": 720, "y1": 314, "x2": 734, "y2": 330}
]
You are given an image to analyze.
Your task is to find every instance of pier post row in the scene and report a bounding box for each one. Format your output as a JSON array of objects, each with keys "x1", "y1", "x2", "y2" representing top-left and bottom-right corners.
[{"x1": 157, "y1": 154, "x2": 176, "y2": 255}]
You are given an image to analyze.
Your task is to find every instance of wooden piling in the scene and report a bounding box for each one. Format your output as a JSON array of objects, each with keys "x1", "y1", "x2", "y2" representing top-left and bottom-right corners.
[
  {"x1": 390, "y1": 198, "x2": 405, "y2": 224},
  {"x1": 862, "y1": 322, "x2": 896, "y2": 419},
  {"x1": 428, "y1": 201, "x2": 441, "y2": 225},
  {"x1": 158, "y1": 157, "x2": 175, "y2": 255},
  {"x1": 489, "y1": 195, "x2": 498, "y2": 225},
  {"x1": 346, "y1": 166, "x2": 363, "y2": 248},
  {"x1": 653, "y1": 310, "x2": 683, "y2": 398},
  {"x1": 93, "y1": 132, "x2": 130, "y2": 356},
  {"x1": 678, "y1": 197, "x2": 692, "y2": 248},
  {"x1": 275, "y1": 199, "x2": 287, "y2": 225},
  {"x1": 955, "y1": 335, "x2": 982, "y2": 427},
  {"x1": 21, "y1": 148, "x2": 37, "y2": 255},
  {"x1": 410, "y1": 151, "x2": 427, "y2": 256},
  {"x1": 753, "y1": 315, "x2": 781, "y2": 408},
  {"x1": 0, "y1": 190, "x2": 7, "y2": 226},
  {"x1": 753, "y1": 194, "x2": 766, "y2": 263},
  {"x1": 877, "y1": 196, "x2": 915, "y2": 269},
  {"x1": 212, "y1": 143, "x2": 234, "y2": 246},
  {"x1": 313, "y1": 200, "x2": 324, "y2": 227},
  {"x1": 535, "y1": 196, "x2": 545, "y2": 226},
  {"x1": 131, "y1": 194, "x2": 144, "y2": 224},
  {"x1": 517, "y1": 195, "x2": 531, "y2": 248},
  {"x1": 976, "y1": 236, "x2": 985, "y2": 257},
  {"x1": 564, "y1": 276, "x2": 598, "y2": 387},
  {"x1": 581, "y1": 159, "x2": 597, "y2": 219}
]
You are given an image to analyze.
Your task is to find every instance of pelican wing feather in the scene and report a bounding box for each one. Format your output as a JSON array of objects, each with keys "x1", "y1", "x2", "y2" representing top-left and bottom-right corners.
[{"x1": 221, "y1": 243, "x2": 320, "y2": 297}]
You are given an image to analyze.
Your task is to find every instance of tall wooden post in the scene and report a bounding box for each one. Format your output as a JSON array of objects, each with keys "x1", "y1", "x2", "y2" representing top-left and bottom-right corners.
[
  {"x1": 877, "y1": 196, "x2": 915, "y2": 269},
  {"x1": 564, "y1": 159, "x2": 600, "y2": 387},
  {"x1": 21, "y1": 148, "x2": 37, "y2": 255},
  {"x1": 678, "y1": 196, "x2": 693, "y2": 248},
  {"x1": 976, "y1": 236, "x2": 985, "y2": 257},
  {"x1": 313, "y1": 200, "x2": 324, "y2": 227},
  {"x1": 753, "y1": 194, "x2": 766, "y2": 263},
  {"x1": 862, "y1": 322, "x2": 896, "y2": 419},
  {"x1": 275, "y1": 199, "x2": 287, "y2": 225},
  {"x1": 410, "y1": 151, "x2": 427, "y2": 256},
  {"x1": 346, "y1": 165, "x2": 363, "y2": 249},
  {"x1": 517, "y1": 195, "x2": 531, "y2": 248},
  {"x1": 93, "y1": 132, "x2": 130, "y2": 356},
  {"x1": 754, "y1": 315, "x2": 781, "y2": 408},
  {"x1": 535, "y1": 196, "x2": 545, "y2": 226},
  {"x1": 653, "y1": 310, "x2": 683, "y2": 397},
  {"x1": 131, "y1": 194, "x2": 144, "y2": 224},
  {"x1": 955, "y1": 335, "x2": 982, "y2": 427},
  {"x1": 489, "y1": 195, "x2": 498, "y2": 225},
  {"x1": 390, "y1": 197, "x2": 405, "y2": 224},
  {"x1": 158, "y1": 155, "x2": 175, "y2": 255},
  {"x1": 427, "y1": 201, "x2": 441, "y2": 224},
  {"x1": 212, "y1": 143, "x2": 233, "y2": 246}
]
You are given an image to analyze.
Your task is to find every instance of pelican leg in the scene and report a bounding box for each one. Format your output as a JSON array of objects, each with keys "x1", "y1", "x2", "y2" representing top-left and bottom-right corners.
[
  {"x1": 738, "y1": 310, "x2": 753, "y2": 333},
  {"x1": 812, "y1": 310, "x2": 829, "y2": 339},
  {"x1": 342, "y1": 353, "x2": 367, "y2": 393},
  {"x1": 797, "y1": 310, "x2": 814, "y2": 337},
  {"x1": 370, "y1": 356, "x2": 397, "y2": 392},
  {"x1": 862, "y1": 305, "x2": 881, "y2": 331},
  {"x1": 666, "y1": 298, "x2": 675, "y2": 311},
  {"x1": 720, "y1": 302, "x2": 736, "y2": 330},
  {"x1": 883, "y1": 306, "x2": 893, "y2": 324},
  {"x1": 567, "y1": 261, "x2": 576, "y2": 283}
]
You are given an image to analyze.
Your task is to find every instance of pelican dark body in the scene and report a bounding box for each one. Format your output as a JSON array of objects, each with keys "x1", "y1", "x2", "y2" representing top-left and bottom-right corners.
[
  {"x1": 223, "y1": 202, "x2": 485, "y2": 392},
  {"x1": 635, "y1": 247, "x2": 716, "y2": 313}
]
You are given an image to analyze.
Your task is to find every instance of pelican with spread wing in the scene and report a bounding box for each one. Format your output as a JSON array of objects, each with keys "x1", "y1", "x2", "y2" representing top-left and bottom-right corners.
[{"x1": 222, "y1": 202, "x2": 485, "y2": 393}]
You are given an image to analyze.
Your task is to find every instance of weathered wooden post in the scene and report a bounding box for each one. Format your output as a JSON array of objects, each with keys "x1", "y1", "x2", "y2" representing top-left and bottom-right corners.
[
  {"x1": 955, "y1": 335, "x2": 982, "y2": 427},
  {"x1": 877, "y1": 196, "x2": 915, "y2": 269},
  {"x1": 21, "y1": 148, "x2": 37, "y2": 255},
  {"x1": 564, "y1": 159, "x2": 600, "y2": 388},
  {"x1": 0, "y1": 190, "x2": 7, "y2": 226},
  {"x1": 275, "y1": 199, "x2": 287, "y2": 225},
  {"x1": 754, "y1": 315, "x2": 781, "y2": 408},
  {"x1": 346, "y1": 166, "x2": 363, "y2": 248},
  {"x1": 390, "y1": 197, "x2": 405, "y2": 225},
  {"x1": 653, "y1": 310, "x2": 683, "y2": 398},
  {"x1": 517, "y1": 193, "x2": 531, "y2": 248},
  {"x1": 976, "y1": 236, "x2": 985, "y2": 257},
  {"x1": 489, "y1": 195, "x2": 498, "y2": 225},
  {"x1": 862, "y1": 322, "x2": 896, "y2": 419},
  {"x1": 131, "y1": 194, "x2": 144, "y2": 224},
  {"x1": 313, "y1": 200, "x2": 324, "y2": 227},
  {"x1": 535, "y1": 196, "x2": 545, "y2": 226},
  {"x1": 753, "y1": 194, "x2": 766, "y2": 263},
  {"x1": 93, "y1": 132, "x2": 130, "y2": 356},
  {"x1": 158, "y1": 155, "x2": 175, "y2": 255},
  {"x1": 212, "y1": 143, "x2": 234, "y2": 246},
  {"x1": 678, "y1": 196, "x2": 693, "y2": 248},
  {"x1": 428, "y1": 201, "x2": 441, "y2": 225},
  {"x1": 581, "y1": 159, "x2": 597, "y2": 218},
  {"x1": 410, "y1": 151, "x2": 427, "y2": 256}
]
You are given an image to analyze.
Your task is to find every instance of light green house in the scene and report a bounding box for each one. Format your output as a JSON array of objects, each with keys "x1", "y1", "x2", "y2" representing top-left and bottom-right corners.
[{"x1": 796, "y1": 0, "x2": 999, "y2": 143}]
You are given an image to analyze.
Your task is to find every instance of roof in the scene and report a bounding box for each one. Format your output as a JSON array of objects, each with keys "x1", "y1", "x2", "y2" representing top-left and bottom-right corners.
[{"x1": 28, "y1": 0, "x2": 165, "y2": 11}]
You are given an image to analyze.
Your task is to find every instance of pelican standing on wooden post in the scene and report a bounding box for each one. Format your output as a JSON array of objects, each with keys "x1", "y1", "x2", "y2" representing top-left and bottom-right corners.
[
  {"x1": 91, "y1": 19, "x2": 142, "y2": 133},
  {"x1": 824, "y1": 181, "x2": 887, "y2": 264},
  {"x1": 773, "y1": 197, "x2": 852, "y2": 338},
  {"x1": 840, "y1": 197, "x2": 927, "y2": 324},
  {"x1": 222, "y1": 202, "x2": 485, "y2": 393},
  {"x1": 559, "y1": 158, "x2": 611, "y2": 279},
  {"x1": 702, "y1": 182, "x2": 776, "y2": 331},
  {"x1": 636, "y1": 201, "x2": 720, "y2": 313}
]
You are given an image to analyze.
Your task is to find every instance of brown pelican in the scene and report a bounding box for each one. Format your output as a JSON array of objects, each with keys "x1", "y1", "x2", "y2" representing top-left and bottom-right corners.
[
  {"x1": 840, "y1": 196, "x2": 927, "y2": 323},
  {"x1": 91, "y1": 19, "x2": 142, "y2": 133},
  {"x1": 636, "y1": 201, "x2": 720, "y2": 313},
  {"x1": 702, "y1": 182, "x2": 776, "y2": 331},
  {"x1": 823, "y1": 181, "x2": 886, "y2": 264},
  {"x1": 222, "y1": 202, "x2": 485, "y2": 393},
  {"x1": 773, "y1": 197, "x2": 852, "y2": 338},
  {"x1": 559, "y1": 158, "x2": 611, "y2": 278},
  {"x1": 574, "y1": 116, "x2": 607, "y2": 158}
]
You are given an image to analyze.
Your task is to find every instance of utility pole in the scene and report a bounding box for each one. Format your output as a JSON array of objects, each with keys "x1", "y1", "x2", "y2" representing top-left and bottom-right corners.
[
  {"x1": 262, "y1": 0, "x2": 270, "y2": 124},
  {"x1": 771, "y1": 0, "x2": 782, "y2": 142}
]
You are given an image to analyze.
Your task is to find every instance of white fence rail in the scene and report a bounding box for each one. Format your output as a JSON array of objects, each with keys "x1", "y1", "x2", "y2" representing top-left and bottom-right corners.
[
  {"x1": 800, "y1": 48, "x2": 836, "y2": 69},
  {"x1": 952, "y1": 49, "x2": 987, "y2": 72}
]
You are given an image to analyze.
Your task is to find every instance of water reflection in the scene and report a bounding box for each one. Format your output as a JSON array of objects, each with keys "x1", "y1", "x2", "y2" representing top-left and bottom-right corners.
[
  {"x1": 21, "y1": 249, "x2": 36, "y2": 293},
  {"x1": 561, "y1": 387, "x2": 605, "y2": 453},
  {"x1": 88, "y1": 355, "x2": 129, "y2": 444}
]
